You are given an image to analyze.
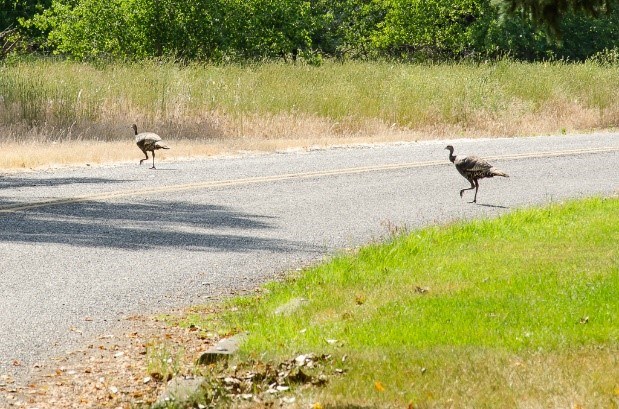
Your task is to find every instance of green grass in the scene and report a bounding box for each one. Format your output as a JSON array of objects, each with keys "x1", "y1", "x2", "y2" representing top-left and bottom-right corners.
[
  {"x1": 1, "y1": 59, "x2": 619, "y2": 143},
  {"x1": 194, "y1": 197, "x2": 619, "y2": 408}
]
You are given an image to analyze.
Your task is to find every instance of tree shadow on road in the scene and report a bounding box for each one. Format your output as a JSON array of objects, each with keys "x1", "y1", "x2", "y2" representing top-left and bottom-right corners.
[
  {"x1": 0, "y1": 176, "x2": 128, "y2": 191},
  {"x1": 0, "y1": 177, "x2": 317, "y2": 254}
]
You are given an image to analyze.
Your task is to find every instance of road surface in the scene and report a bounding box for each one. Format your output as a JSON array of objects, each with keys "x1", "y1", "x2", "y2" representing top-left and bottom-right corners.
[{"x1": 1, "y1": 133, "x2": 617, "y2": 383}]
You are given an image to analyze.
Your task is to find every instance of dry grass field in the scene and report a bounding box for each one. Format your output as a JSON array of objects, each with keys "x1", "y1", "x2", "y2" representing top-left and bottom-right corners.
[{"x1": 1, "y1": 59, "x2": 618, "y2": 169}]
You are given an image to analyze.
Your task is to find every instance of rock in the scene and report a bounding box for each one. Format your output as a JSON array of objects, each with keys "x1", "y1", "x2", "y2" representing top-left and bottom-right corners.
[
  {"x1": 273, "y1": 297, "x2": 308, "y2": 316},
  {"x1": 156, "y1": 376, "x2": 205, "y2": 405},
  {"x1": 197, "y1": 332, "x2": 248, "y2": 365}
]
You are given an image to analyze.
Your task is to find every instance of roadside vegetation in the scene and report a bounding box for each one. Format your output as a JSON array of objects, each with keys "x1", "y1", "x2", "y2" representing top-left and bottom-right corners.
[
  {"x1": 4, "y1": 0, "x2": 618, "y2": 63},
  {"x1": 146, "y1": 196, "x2": 618, "y2": 408},
  {"x1": 1, "y1": 2, "x2": 617, "y2": 408},
  {"x1": 22, "y1": 197, "x2": 616, "y2": 407},
  {"x1": 1, "y1": 0, "x2": 618, "y2": 169},
  {"x1": 1, "y1": 59, "x2": 618, "y2": 169}
]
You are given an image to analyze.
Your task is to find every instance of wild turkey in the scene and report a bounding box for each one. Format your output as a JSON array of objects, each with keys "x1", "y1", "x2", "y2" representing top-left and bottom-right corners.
[
  {"x1": 445, "y1": 145, "x2": 508, "y2": 203},
  {"x1": 132, "y1": 124, "x2": 169, "y2": 169}
]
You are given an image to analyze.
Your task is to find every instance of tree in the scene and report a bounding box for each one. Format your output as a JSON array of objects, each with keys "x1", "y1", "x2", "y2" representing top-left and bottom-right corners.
[
  {"x1": 503, "y1": 0, "x2": 617, "y2": 34},
  {"x1": 372, "y1": 0, "x2": 492, "y2": 60},
  {"x1": 1, "y1": 0, "x2": 52, "y2": 31}
]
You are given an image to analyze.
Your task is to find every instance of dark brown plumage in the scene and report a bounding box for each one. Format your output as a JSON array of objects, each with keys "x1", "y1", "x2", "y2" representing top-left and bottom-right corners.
[
  {"x1": 132, "y1": 124, "x2": 169, "y2": 169},
  {"x1": 445, "y1": 145, "x2": 508, "y2": 203}
]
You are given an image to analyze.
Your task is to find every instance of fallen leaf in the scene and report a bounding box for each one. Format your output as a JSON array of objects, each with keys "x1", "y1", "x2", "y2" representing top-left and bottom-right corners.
[{"x1": 374, "y1": 381, "x2": 385, "y2": 392}]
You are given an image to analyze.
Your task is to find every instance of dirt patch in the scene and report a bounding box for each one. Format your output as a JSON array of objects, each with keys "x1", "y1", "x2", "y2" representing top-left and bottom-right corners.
[{"x1": 1, "y1": 310, "x2": 220, "y2": 408}]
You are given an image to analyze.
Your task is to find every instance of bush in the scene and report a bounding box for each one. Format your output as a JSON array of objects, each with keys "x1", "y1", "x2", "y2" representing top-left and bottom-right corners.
[{"x1": 17, "y1": 0, "x2": 619, "y2": 62}]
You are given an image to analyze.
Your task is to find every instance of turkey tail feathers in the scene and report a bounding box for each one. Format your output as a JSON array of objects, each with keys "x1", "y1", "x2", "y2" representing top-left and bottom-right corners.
[{"x1": 491, "y1": 168, "x2": 509, "y2": 177}]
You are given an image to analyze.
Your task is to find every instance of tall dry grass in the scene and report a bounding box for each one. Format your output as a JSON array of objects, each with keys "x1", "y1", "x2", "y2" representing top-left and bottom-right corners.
[{"x1": 1, "y1": 59, "x2": 618, "y2": 168}]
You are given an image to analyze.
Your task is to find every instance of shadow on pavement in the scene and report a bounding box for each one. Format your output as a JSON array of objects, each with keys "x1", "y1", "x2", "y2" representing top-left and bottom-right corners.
[
  {"x1": 475, "y1": 202, "x2": 510, "y2": 209},
  {"x1": 0, "y1": 176, "x2": 128, "y2": 191},
  {"x1": 0, "y1": 177, "x2": 315, "y2": 254}
]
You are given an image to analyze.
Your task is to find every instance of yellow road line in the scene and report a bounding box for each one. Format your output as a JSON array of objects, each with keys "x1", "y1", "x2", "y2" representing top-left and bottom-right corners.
[{"x1": 1, "y1": 146, "x2": 617, "y2": 214}]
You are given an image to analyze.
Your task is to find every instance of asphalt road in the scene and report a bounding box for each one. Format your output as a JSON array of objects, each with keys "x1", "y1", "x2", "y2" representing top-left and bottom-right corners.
[{"x1": 1, "y1": 133, "x2": 618, "y2": 383}]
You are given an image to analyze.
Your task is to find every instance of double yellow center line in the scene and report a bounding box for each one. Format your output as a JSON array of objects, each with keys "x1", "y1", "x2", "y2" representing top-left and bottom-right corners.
[{"x1": 1, "y1": 146, "x2": 617, "y2": 214}]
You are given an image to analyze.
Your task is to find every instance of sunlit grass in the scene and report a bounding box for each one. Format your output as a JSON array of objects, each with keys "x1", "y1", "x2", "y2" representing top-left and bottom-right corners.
[
  {"x1": 1, "y1": 59, "x2": 618, "y2": 147},
  {"x1": 207, "y1": 197, "x2": 619, "y2": 407},
  {"x1": 0, "y1": 133, "x2": 416, "y2": 170}
]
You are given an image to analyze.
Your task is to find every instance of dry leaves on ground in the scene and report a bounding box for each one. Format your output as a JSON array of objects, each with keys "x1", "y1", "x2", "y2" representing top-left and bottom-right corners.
[{"x1": 2, "y1": 310, "x2": 220, "y2": 409}]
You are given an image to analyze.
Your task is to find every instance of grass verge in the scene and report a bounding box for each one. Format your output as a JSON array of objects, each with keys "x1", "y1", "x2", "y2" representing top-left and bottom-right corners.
[
  {"x1": 0, "y1": 134, "x2": 416, "y2": 170},
  {"x1": 170, "y1": 197, "x2": 619, "y2": 408}
]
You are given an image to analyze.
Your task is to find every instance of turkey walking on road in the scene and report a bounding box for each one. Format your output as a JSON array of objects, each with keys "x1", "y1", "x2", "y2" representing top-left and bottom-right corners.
[
  {"x1": 132, "y1": 124, "x2": 170, "y2": 169},
  {"x1": 445, "y1": 145, "x2": 509, "y2": 203}
]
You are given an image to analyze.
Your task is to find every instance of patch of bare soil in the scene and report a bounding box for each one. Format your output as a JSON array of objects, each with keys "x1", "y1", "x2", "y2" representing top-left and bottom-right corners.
[
  {"x1": 1, "y1": 310, "x2": 220, "y2": 409},
  {"x1": 1, "y1": 308, "x2": 344, "y2": 409}
]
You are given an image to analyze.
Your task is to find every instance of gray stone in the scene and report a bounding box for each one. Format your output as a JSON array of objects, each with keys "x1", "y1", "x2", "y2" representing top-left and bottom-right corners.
[
  {"x1": 273, "y1": 297, "x2": 308, "y2": 316},
  {"x1": 197, "y1": 332, "x2": 248, "y2": 365},
  {"x1": 155, "y1": 376, "x2": 205, "y2": 406}
]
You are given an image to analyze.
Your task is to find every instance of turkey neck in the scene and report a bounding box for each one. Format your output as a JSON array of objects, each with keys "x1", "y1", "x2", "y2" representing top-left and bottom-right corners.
[{"x1": 447, "y1": 150, "x2": 456, "y2": 163}]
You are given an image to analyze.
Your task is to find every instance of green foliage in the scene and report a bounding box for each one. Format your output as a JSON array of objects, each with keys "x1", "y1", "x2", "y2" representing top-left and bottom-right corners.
[
  {"x1": 372, "y1": 0, "x2": 492, "y2": 60},
  {"x1": 13, "y1": 0, "x2": 619, "y2": 62},
  {"x1": 481, "y1": 7, "x2": 619, "y2": 60},
  {"x1": 25, "y1": 0, "x2": 323, "y2": 61},
  {"x1": 1, "y1": 0, "x2": 51, "y2": 31},
  {"x1": 1, "y1": 0, "x2": 52, "y2": 57},
  {"x1": 226, "y1": 0, "x2": 314, "y2": 60},
  {"x1": 309, "y1": 0, "x2": 387, "y2": 59},
  {"x1": 26, "y1": 0, "x2": 150, "y2": 59},
  {"x1": 503, "y1": 0, "x2": 618, "y2": 33},
  {"x1": 235, "y1": 197, "x2": 619, "y2": 353}
]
